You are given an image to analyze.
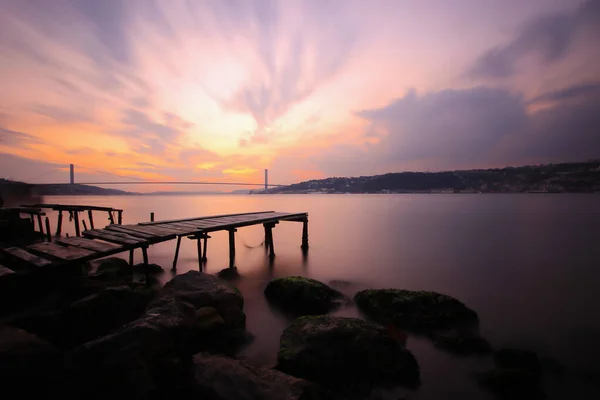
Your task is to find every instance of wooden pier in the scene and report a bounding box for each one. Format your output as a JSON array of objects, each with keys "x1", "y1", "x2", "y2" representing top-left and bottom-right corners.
[{"x1": 0, "y1": 210, "x2": 308, "y2": 273}]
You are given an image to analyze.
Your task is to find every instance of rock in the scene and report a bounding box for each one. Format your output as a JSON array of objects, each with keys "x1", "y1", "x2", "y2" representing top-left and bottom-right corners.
[
  {"x1": 217, "y1": 266, "x2": 241, "y2": 281},
  {"x1": 478, "y1": 348, "x2": 545, "y2": 399},
  {"x1": 264, "y1": 276, "x2": 349, "y2": 317},
  {"x1": 158, "y1": 271, "x2": 246, "y2": 339},
  {"x1": 13, "y1": 285, "x2": 153, "y2": 349},
  {"x1": 431, "y1": 329, "x2": 492, "y2": 355},
  {"x1": 277, "y1": 315, "x2": 419, "y2": 394},
  {"x1": 95, "y1": 257, "x2": 131, "y2": 278},
  {"x1": 494, "y1": 348, "x2": 541, "y2": 377},
  {"x1": 0, "y1": 326, "x2": 62, "y2": 395},
  {"x1": 354, "y1": 289, "x2": 479, "y2": 332},
  {"x1": 133, "y1": 263, "x2": 164, "y2": 274},
  {"x1": 328, "y1": 279, "x2": 352, "y2": 287},
  {"x1": 193, "y1": 352, "x2": 327, "y2": 400},
  {"x1": 477, "y1": 368, "x2": 545, "y2": 400}
]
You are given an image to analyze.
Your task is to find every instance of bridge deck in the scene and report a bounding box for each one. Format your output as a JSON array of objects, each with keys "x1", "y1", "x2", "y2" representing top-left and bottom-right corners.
[{"x1": 1, "y1": 211, "x2": 308, "y2": 271}]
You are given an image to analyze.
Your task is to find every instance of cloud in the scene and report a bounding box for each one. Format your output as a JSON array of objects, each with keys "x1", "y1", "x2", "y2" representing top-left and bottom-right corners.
[
  {"x1": 30, "y1": 104, "x2": 93, "y2": 124},
  {"x1": 336, "y1": 82, "x2": 600, "y2": 172},
  {"x1": 468, "y1": 0, "x2": 600, "y2": 79},
  {"x1": 205, "y1": 0, "x2": 360, "y2": 143},
  {"x1": 356, "y1": 87, "x2": 528, "y2": 167},
  {"x1": 528, "y1": 82, "x2": 600, "y2": 104},
  {"x1": 0, "y1": 126, "x2": 42, "y2": 147}
]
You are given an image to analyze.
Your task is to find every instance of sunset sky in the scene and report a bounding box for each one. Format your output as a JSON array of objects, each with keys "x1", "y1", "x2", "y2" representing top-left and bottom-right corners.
[{"x1": 1, "y1": 0, "x2": 599, "y2": 190}]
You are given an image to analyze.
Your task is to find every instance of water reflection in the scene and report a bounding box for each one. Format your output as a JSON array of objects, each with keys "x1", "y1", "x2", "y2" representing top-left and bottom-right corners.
[{"x1": 44, "y1": 194, "x2": 600, "y2": 399}]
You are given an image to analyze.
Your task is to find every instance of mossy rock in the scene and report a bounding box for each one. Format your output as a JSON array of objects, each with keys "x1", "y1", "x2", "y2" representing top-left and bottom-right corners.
[
  {"x1": 354, "y1": 289, "x2": 478, "y2": 332},
  {"x1": 217, "y1": 267, "x2": 241, "y2": 281},
  {"x1": 133, "y1": 263, "x2": 164, "y2": 274},
  {"x1": 277, "y1": 315, "x2": 419, "y2": 394},
  {"x1": 264, "y1": 276, "x2": 348, "y2": 317}
]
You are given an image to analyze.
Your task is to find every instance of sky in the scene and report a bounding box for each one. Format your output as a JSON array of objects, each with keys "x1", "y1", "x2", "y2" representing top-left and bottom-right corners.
[{"x1": 0, "y1": 0, "x2": 599, "y2": 191}]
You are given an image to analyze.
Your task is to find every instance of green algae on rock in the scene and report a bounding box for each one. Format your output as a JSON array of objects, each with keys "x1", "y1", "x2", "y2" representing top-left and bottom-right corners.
[
  {"x1": 277, "y1": 315, "x2": 419, "y2": 394},
  {"x1": 354, "y1": 289, "x2": 479, "y2": 332},
  {"x1": 264, "y1": 276, "x2": 348, "y2": 317}
]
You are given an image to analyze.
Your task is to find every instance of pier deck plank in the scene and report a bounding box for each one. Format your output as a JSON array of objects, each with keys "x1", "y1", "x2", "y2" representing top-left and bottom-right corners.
[
  {"x1": 27, "y1": 242, "x2": 96, "y2": 261},
  {"x1": 55, "y1": 237, "x2": 120, "y2": 253},
  {"x1": 3, "y1": 248, "x2": 52, "y2": 267}
]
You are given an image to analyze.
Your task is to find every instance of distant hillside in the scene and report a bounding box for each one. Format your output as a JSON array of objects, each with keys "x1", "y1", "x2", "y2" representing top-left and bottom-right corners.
[
  {"x1": 35, "y1": 183, "x2": 134, "y2": 196},
  {"x1": 263, "y1": 161, "x2": 600, "y2": 194},
  {"x1": 0, "y1": 179, "x2": 134, "y2": 196}
]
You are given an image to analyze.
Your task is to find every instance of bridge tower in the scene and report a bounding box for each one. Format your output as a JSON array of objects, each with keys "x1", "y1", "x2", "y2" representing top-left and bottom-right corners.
[
  {"x1": 70, "y1": 164, "x2": 75, "y2": 184},
  {"x1": 264, "y1": 169, "x2": 268, "y2": 192}
]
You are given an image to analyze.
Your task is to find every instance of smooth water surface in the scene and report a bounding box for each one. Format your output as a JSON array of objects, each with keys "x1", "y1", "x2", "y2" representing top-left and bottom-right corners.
[{"x1": 43, "y1": 194, "x2": 600, "y2": 399}]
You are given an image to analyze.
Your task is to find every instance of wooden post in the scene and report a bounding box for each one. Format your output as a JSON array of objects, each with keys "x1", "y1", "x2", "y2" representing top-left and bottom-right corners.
[
  {"x1": 45, "y1": 217, "x2": 51, "y2": 242},
  {"x1": 263, "y1": 224, "x2": 270, "y2": 252},
  {"x1": 301, "y1": 218, "x2": 309, "y2": 250},
  {"x1": 142, "y1": 246, "x2": 149, "y2": 266},
  {"x1": 88, "y1": 210, "x2": 95, "y2": 229},
  {"x1": 264, "y1": 223, "x2": 275, "y2": 259},
  {"x1": 37, "y1": 214, "x2": 43, "y2": 234},
  {"x1": 196, "y1": 236, "x2": 202, "y2": 271},
  {"x1": 129, "y1": 249, "x2": 134, "y2": 266},
  {"x1": 141, "y1": 246, "x2": 149, "y2": 285},
  {"x1": 108, "y1": 211, "x2": 115, "y2": 225},
  {"x1": 150, "y1": 212, "x2": 154, "y2": 222},
  {"x1": 228, "y1": 229, "x2": 237, "y2": 268},
  {"x1": 73, "y1": 212, "x2": 81, "y2": 237},
  {"x1": 202, "y1": 234, "x2": 208, "y2": 261},
  {"x1": 117, "y1": 210, "x2": 123, "y2": 225},
  {"x1": 82, "y1": 219, "x2": 88, "y2": 231},
  {"x1": 56, "y1": 210, "x2": 63, "y2": 235},
  {"x1": 172, "y1": 236, "x2": 182, "y2": 270}
]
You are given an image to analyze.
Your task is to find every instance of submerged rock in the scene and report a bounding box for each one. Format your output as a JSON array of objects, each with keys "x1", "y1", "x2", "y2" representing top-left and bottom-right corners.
[
  {"x1": 133, "y1": 263, "x2": 164, "y2": 274},
  {"x1": 354, "y1": 289, "x2": 478, "y2": 331},
  {"x1": 264, "y1": 276, "x2": 349, "y2": 317},
  {"x1": 193, "y1": 352, "x2": 327, "y2": 400},
  {"x1": 95, "y1": 257, "x2": 131, "y2": 278},
  {"x1": 354, "y1": 288, "x2": 487, "y2": 355},
  {"x1": 277, "y1": 315, "x2": 419, "y2": 394},
  {"x1": 478, "y1": 348, "x2": 545, "y2": 399},
  {"x1": 217, "y1": 266, "x2": 241, "y2": 281}
]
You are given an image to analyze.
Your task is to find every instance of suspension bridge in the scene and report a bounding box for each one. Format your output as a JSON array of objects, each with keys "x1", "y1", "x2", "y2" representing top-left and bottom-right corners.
[{"x1": 29, "y1": 164, "x2": 283, "y2": 191}]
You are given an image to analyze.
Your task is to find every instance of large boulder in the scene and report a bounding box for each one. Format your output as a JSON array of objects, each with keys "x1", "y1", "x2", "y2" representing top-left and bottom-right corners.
[
  {"x1": 264, "y1": 276, "x2": 348, "y2": 317},
  {"x1": 354, "y1": 289, "x2": 478, "y2": 331},
  {"x1": 193, "y1": 353, "x2": 327, "y2": 400},
  {"x1": 157, "y1": 270, "x2": 246, "y2": 344},
  {"x1": 95, "y1": 257, "x2": 131, "y2": 278},
  {"x1": 13, "y1": 285, "x2": 154, "y2": 349},
  {"x1": 277, "y1": 316, "x2": 419, "y2": 395},
  {"x1": 354, "y1": 289, "x2": 488, "y2": 355},
  {"x1": 65, "y1": 271, "x2": 248, "y2": 398},
  {"x1": 0, "y1": 326, "x2": 62, "y2": 395}
]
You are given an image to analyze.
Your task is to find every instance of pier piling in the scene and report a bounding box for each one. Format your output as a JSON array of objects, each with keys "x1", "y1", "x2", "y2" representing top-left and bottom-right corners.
[
  {"x1": 301, "y1": 218, "x2": 309, "y2": 250},
  {"x1": 45, "y1": 217, "x2": 51, "y2": 242},
  {"x1": 88, "y1": 210, "x2": 95, "y2": 229},
  {"x1": 228, "y1": 228, "x2": 237, "y2": 268}
]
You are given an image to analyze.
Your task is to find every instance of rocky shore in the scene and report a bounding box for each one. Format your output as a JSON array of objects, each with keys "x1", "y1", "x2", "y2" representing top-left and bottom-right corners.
[{"x1": 0, "y1": 264, "x2": 548, "y2": 399}]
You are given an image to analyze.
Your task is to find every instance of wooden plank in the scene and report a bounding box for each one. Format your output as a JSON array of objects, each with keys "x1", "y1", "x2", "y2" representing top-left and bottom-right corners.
[
  {"x1": 123, "y1": 225, "x2": 181, "y2": 236},
  {"x1": 111, "y1": 225, "x2": 177, "y2": 239},
  {"x1": 106, "y1": 225, "x2": 158, "y2": 239},
  {"x1": 0, "y1": 264, "x2": 15, "y2": 277},
  {"x1": 83, "y1": 230, "x2": 144, "y2": 245},
  {"x1": 28, "y1": 242, "x2": 96, "y2": 261},
  {"x1": 3, "y1": 247, "x2": 52, "y2": 267},
  {"x1": 97, "y1": 228, "x2": 152, "y2": 242},
  {"x1": 140, "y1": 211, "x2": 276, "y2": 226},
  {"x1": 55, "y1": 237, "x2": 120, "y2": 253},
  {"x1": 25, "y1": 204, "x2": 123, "y2": 212}
]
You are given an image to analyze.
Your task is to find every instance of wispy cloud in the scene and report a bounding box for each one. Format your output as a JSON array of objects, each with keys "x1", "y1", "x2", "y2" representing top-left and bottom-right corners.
[{"x1": 468, "y1": 0, "x2": 600, "y2": 79}]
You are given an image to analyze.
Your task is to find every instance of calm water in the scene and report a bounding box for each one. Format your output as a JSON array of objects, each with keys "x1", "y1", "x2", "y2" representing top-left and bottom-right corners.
[{"x1": 44, "y1": 194, "x2": 600, "y2": 399}]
